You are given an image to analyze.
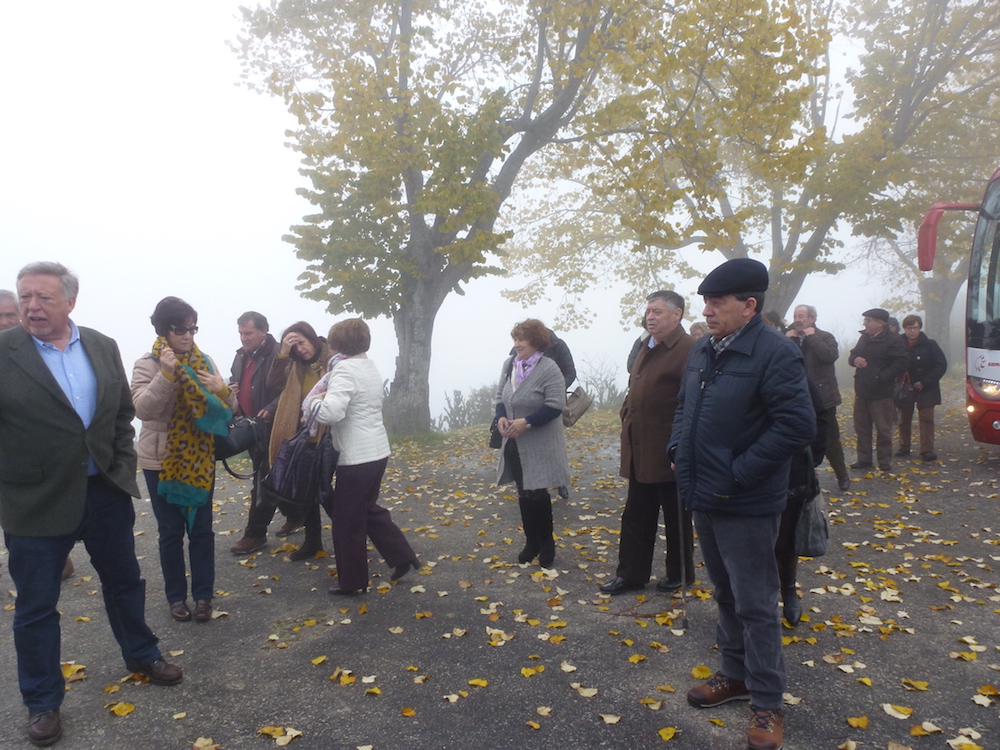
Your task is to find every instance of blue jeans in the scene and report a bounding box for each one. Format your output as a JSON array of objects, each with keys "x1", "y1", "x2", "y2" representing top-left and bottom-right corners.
[
  {"x1": 5, "y1": 476, "x2": 162, "y2": 711},
  {"x1": 693, "y1": 510, "x2": 786, "y2": 708},
  {"x1": 144, "y1": 469, "x2": 215, "y2": 604}
]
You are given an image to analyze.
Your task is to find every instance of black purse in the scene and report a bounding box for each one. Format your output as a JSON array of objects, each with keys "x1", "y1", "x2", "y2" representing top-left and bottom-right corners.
[
  {"x1": 214, "y1": 416, "x2": 262, "y2": 461},
  {"x1": 263, "y1": 411, "x2": 339, "y2": 509},
  {"x1": 489, "y1": 416, "x2": 503, "y2": 449}
]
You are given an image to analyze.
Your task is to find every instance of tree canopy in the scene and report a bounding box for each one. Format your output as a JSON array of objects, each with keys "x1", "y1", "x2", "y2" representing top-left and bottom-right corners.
[
  {"x1": 503, "y1": 0, "x2": 1000, "y2": 326},
  {"x1": 235, "y1": 0, "x2": 825, "y2": 432}
]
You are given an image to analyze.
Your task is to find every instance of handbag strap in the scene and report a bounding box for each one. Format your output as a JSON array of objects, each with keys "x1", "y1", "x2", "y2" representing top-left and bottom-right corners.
[{"x1": 221, "y1": 458, "x2": 256, "y2": 480}]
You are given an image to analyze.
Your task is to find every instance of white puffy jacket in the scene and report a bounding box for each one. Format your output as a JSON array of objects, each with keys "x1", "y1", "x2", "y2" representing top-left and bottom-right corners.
[{"x1": 313, "y1": 355, "x2": 390, "y2": 466}]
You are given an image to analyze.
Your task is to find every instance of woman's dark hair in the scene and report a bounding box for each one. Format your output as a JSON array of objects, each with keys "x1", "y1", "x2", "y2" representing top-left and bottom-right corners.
[
  {"x1": 281, "y1": 321, "x2": 323, "y2": 363},
  {"x1": 901, "y1": 314, "x2": 922, "y2": 329},
  {"x1": 510, "y1": 319, "x2": 551, "y2": 351},
  {"x1": 327, "y1": 318, "x2": 371, "y2": 356},
  {"x1": 151, "y1": 297, "x2": 197, "y2": 337}
]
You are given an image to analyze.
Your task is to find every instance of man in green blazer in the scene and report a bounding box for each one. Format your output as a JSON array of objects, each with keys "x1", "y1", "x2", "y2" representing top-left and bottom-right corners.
[{"x1": 0, "y1": 262, "x2": 182, "y2": 747}]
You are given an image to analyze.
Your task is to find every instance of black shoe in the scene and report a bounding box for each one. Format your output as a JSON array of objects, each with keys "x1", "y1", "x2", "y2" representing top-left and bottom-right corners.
[
  {"x1": 557, "y1": 486, "x2": 569, "y2": 499},
  {"x1": 894, "y1": 448, "x2": 910, "y2": 457},
  {"x1": 288, "y1": 541, "x2": 322, "y2": 561},
  {"x1": 329, "y1": 586, "x2": 366, "y2": 595},
  {"x1": 921, "y1": 452, "x2": 937, "y2": 462},
  {"x1": 517, "y1": 539, "x2": 541, "y2": 564},
  {"x1": 879, "y1": 463, "x2": 892, "y2": 472},
  {"x1": 849, "y1": 461, "x2": 872, "y2": 470},
  {"x1": 27, "y1": 709, "x2": 62, "y2": 747},
  {"x1": 391, "y1": 558, "x2": 420, "y2": 581},
  {"x1": 837, "y1": 476, "x2": 851, "y2": 492},
  {"x1": 656, "y1": 578, "x2": 680, "y2": 593},
  {"x1": 599, "y1": 576, "x2": 645, "y2": 595},
  {"x1": 781, "y1": 588, "x2": 801, "y2": 626},
  {"x1": 538, "y1": 538, "x2": 555, "y2": 568}
]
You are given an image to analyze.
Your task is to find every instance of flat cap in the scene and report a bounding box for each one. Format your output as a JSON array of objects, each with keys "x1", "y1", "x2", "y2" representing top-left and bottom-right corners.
[
  {"x1": 697, "y1": 258, "x2": 769, "y2": 296},
  {"x1": 862, "y1": 308, "x2": 889, "y2": 322}
]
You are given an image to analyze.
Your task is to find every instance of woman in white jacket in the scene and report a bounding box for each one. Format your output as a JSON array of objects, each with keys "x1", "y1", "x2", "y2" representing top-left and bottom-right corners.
[{"x1": 311, "y1": 319, "x2": 418, "y2": 594}]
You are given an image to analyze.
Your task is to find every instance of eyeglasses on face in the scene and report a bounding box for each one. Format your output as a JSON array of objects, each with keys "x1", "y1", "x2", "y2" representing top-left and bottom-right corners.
[{"x1": 170, "y1": 326, "x2": 199, "y2": 335}]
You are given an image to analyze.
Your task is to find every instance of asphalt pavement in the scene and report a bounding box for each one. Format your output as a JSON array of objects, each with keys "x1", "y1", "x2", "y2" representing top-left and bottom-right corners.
[{"x1": 0, "y1": 397, "x2": 997, "y2": 750}]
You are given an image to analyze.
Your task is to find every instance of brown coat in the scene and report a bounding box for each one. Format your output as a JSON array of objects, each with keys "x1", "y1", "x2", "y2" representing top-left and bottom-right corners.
[{"x1": 619, "y1": 324, "x2": 694, "y2": 483}]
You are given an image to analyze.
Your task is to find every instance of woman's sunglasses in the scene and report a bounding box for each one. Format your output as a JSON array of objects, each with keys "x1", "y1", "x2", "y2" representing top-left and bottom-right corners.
[{"x1": 170, "y1": 326, "x2": 199, "y2": 335}]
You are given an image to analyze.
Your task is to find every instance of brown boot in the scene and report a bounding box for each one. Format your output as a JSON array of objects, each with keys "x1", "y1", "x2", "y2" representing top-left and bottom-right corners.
[
  {"x1": 229, "y1": 536, "x2": 267, "y2": 555},
  {"x1": 747, "y1": 705, "x2": 784, "y2": 750},
  {"x1": 686, "y1": 673, "x2": 750, "y2": 708}
]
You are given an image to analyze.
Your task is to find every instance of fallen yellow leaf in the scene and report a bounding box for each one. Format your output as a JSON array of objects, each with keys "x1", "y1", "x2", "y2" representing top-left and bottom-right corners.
[
  {"x1": 105, "y1": 702, "x2": 135, "y2": 717},
  {"x1": 691, "y1": 665, "x2": 712, "y2": 680},
  {"x1": 401, "y1": 707, "x2": 416, "y2": 717},
  {"x1": 600, "y1": 714, "x2": 621, "y2": 724},
  {"x1": 658, "y1": 727, "x2": 678, "y2": 741},
  {"x1": 468, "y1": 678, "x2": 488, "y2": 687},
  {"x1": 846, "y1": 716, "x2": 868, "y2": 729}
]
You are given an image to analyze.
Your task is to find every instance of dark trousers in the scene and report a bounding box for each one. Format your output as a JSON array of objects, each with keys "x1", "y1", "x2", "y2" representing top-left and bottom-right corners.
[
  {"x1": 244, "y1": 445, "x2": 303, "y2": 538},
  {"x1": 694, "y1": 510, "x2": 785, "y2": 709},
  {"x1": 820, "y1": 406, "x2": 848, "y2": 482},
  {"x1": 330, "y1": 458, "x2": 415, "y2": 591},
  {"x1": 775, "y1": 490, "x2": 807, "y2": 590},
  {"x1": 854, "y1": 396, "x2": 894, "y2": 465},
  {"x1": 144, "y1": 469, "x2": 214, "y2": 604},
  {"x1": 615, "y1": 473, "x2": 692, "y2": 585},
  {"x1": 5, "y1": 476, "x2": 161, "y2": 712}
]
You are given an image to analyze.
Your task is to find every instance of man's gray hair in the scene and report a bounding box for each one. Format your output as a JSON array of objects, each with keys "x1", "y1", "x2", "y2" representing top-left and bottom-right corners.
[
  {"x1": 798, "y1": 304, "x2": 817, "y2": 320},
  {"x1": 0, "y1": 289, "x2": 16, "y2": 307},
  {"x1": 17, "y1": 262, "x2": 79, "y2": 301},
  {"x1": 646, "y1": 289, "x2": 685, "y2": 313}
]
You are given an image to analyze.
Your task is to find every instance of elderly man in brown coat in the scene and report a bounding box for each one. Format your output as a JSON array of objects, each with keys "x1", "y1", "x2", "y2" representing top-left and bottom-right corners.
[{"x1": 601, "y1": 290, "x2": 696, "y2": 595}]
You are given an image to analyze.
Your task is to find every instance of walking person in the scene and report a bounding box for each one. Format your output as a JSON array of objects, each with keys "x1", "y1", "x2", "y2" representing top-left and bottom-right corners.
[
  {"x1": 669, "y1": 258, "x2": 815, "y2": 750},
  {"x1": 495, "y1": 319, "x2": 571, "y2": 568},
  {"x1": 0, "y1": 262, "x2": 181, "y2": 747},
  {"x1": 311, "y1": 319, "x2": 418, "y2": 593},
  {"x1": 131, "y1": 296, "x2": 238, "y2": 623},
  {"x1": 896, "y1": 315, "x2": 947, "y2": 462},
  {"x1": 601, "y1": 290, "x2": 695, "y2": 596}
]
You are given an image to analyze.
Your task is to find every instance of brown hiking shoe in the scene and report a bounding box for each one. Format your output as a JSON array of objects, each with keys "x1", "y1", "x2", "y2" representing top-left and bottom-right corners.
[
  {"x1": 686, "y1": 673, "x2": 751, "y2": 708},
  {"x1": 229, "y1": 536, "x2": 267, "y2": 555},
  {"x1": 747, "y1": 705, "x2": 784, "y2": 750}
]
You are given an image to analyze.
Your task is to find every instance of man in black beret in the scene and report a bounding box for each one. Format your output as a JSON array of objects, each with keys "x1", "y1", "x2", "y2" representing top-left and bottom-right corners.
[
  {"x1": 668, "y1": 258, "x2": 815, "y2": 750},
  {"x1": 848, "y1": 308, "x2": 908, "y2": 472}
]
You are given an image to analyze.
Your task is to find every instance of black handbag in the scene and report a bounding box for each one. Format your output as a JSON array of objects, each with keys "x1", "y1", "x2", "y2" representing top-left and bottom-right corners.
[
  {"x1": 488, "y1": 416, "x2": 503, "y2": 449},
  {"x1": 795, "y1": 491, "x2": 829, "y2": 557},
  {"x1": 263, "y1": 415, "x2": 339, "y2": 508},
  {"x1": 215, "y1": 416, "x2": 261, "y2": 460},
  {"x1": 893, "y1": 373, "x2": 914, "y2": 403}
]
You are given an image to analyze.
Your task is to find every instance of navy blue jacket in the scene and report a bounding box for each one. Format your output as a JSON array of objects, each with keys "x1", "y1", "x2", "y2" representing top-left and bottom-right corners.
[{"x1": 668, "y1": 314, "x2": 816, "y2": 516}]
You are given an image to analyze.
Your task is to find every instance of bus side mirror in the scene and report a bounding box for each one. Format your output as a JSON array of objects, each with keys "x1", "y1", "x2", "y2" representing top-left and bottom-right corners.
[{"x1": 917, "y1": 202, "x2": 981, "y2": 272}]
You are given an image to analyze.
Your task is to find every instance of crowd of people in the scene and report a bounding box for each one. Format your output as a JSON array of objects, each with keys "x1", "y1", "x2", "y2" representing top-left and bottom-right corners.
[{"x1": 0, "y1": 259, "x2": 952, "y2": 749}]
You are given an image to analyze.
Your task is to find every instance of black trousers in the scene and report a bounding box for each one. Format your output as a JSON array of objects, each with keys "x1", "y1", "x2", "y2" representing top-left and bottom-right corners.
[{"x1": 615, "y1": 468, "x2": 693, "y2": 585}]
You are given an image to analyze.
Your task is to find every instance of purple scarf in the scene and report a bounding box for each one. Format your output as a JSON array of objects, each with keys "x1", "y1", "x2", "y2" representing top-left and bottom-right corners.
[{"x1": 513, "y1": 350, "x2": 543, "y2": 387}]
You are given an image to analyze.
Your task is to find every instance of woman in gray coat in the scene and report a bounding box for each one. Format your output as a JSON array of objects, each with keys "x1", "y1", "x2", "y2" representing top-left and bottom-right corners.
[{"x1": 496, "y1": 319, "x2": 571, "y2": 567}]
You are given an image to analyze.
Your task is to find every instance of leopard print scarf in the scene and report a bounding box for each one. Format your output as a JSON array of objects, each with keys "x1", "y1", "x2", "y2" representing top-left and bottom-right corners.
[{"x1": 152, "y1": 336, "x2": 231, "y2": 529}]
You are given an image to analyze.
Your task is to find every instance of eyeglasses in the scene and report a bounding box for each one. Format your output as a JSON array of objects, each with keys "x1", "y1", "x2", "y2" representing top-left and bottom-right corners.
[{"x1": 170, "y1": 326, "x2": 199, "y2": 335}]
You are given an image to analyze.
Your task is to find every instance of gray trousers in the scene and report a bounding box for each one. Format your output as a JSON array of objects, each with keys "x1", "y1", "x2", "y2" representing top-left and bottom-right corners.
[{"x1": 694, "y1": 510, "x2": 785, "y2": 709}]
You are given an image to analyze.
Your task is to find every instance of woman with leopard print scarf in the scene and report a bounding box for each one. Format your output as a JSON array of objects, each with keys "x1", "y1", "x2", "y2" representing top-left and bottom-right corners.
[{"x1": 131, "y1": 297, "x2": 237, "y2": 623}]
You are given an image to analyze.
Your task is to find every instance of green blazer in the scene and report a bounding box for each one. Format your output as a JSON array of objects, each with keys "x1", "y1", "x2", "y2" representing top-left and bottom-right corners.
[{"x1": 0, "y1": 324, "x2": 140, "y2": 536}]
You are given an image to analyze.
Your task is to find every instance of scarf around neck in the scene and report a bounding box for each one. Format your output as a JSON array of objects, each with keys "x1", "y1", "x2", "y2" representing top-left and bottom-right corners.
[
  {"x1": 152, "y1": 336, "x2": 231, "y2": 530},
  {"x1": 514, "y1": 350, "x2": 543, "y2": 387}
]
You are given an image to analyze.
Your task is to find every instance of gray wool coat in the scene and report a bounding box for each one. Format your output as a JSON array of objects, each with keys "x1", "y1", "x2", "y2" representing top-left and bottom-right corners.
[{"x1": 495, "y1": 355, "x2": 571, "y2": 491}]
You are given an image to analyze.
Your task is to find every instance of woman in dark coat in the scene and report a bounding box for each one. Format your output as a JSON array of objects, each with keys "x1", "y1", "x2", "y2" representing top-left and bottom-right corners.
[{"x1": 896, "y1": 315, "x2": 948, "y2": 462}]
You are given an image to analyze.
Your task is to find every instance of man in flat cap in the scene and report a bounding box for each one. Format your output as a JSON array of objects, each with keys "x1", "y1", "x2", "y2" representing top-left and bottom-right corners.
[
  {"x1": 848, "y1": 308, "x2": 908, "y2": 472},
  {"x1": 668, "y1": 257, "x2": 815, "y2": 750}
]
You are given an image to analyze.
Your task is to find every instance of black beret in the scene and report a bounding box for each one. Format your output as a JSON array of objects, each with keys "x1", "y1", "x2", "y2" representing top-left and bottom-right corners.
[
  {"x1": 862, "y1": 308, "x2": 889, "y2": 322},
  {"x1": 697, "y1": 258, "x2": 769, "y2": 296}
]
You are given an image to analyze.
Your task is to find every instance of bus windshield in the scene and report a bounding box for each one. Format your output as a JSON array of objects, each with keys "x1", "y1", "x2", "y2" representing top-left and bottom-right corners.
[{"x1": 968, "y1": 180, "x2": 1000, "y2": 350}]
